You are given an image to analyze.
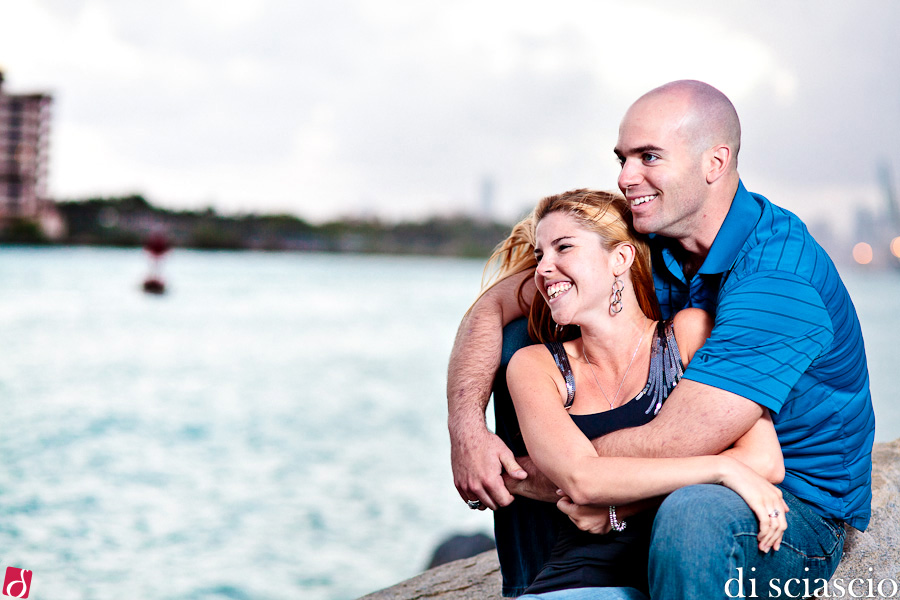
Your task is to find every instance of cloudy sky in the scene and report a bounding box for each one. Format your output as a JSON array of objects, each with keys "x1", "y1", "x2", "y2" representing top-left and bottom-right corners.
[{"x1": 1, "y1": 0, "x2": 898, "y2": 230}]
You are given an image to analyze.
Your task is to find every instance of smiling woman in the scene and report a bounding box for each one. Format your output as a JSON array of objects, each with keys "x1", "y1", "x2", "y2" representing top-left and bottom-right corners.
[
  {"x1": 466, "y1": 189, "x2": 787, "y2": 598},
  {"x1": 524, "y1": 191, "x2": 660, "y2": 344}
]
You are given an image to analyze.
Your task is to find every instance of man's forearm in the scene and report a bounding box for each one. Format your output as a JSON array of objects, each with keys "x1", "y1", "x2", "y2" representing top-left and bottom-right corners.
[
  {"x1": 447, "y1": 302, "x2": 504, "y2": 434},
  {"x1": 447, "y1": 272, "x2": 533, "y2": 508},
  {"x1": 447, "y1": 272, "x2": 532, "y2": 432},
  {"x1": 591, "y1": 379, "x2": 763, "y2": 458},
  {"x1": 503, "y1": 455, "x2": 560, "y2": 502},
  {"x1": 590, "y1": 421, "x2": 698, "y2": 458}
]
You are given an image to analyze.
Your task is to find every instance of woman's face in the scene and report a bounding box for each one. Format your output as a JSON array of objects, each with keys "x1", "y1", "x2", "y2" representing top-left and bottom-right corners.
[{"x1": 533, "y1": 211, "x2": 614, "y2": 326}]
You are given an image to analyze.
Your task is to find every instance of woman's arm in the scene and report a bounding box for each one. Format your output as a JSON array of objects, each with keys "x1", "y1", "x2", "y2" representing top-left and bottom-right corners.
[
  {"x1": 723, "y1": 410, "x2": 784, "y2": 483},
  {"x1": 551, "y1": 446, "x2": 788, "y2": 551},
  {"x1": 556, "y1": 496, "x2": 665, "y2": 535}
]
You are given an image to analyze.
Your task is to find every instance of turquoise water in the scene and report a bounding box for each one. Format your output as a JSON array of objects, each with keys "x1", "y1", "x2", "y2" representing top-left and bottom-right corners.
[{"x1": 0, "y1": 247, "x2": 897, "y2": 600}]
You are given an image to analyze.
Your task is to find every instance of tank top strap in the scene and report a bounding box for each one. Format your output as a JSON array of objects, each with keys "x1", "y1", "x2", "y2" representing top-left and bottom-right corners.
[
  {"x1": 544, "y1": 341, "x2": 576, "y2": 409},
  {"x1": 641, "y1": 319, "x2": 686, "y2": 416}
]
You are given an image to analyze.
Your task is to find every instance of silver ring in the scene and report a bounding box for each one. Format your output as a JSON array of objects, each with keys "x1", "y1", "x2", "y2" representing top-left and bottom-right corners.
[
  {"x1": 467, "y1": 500, "x2": 482, "y2": 510},
  {"x1": 768, "y1": 509, "x2": 780, "y2": 518}
]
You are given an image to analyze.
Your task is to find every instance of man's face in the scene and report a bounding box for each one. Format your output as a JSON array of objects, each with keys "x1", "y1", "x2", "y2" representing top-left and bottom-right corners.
[{"x1": 614, "y1": 97, "x2": 709, "y2": 242}]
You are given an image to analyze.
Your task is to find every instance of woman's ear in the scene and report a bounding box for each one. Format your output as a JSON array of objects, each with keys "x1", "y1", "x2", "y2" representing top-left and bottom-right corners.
[{"x1": 611, "y1": 242, "x2": 636, "y2": 276}]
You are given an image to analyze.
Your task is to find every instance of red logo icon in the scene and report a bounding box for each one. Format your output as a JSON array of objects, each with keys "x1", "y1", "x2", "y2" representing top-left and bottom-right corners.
[{"x1": 3, "y1": 567, "x2": 31, "y2": 598}]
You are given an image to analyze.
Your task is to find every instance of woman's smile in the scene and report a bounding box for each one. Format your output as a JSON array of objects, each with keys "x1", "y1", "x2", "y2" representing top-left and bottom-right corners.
[{"x1": 546, "y1": 281, "x2": 572, "y2": 300}]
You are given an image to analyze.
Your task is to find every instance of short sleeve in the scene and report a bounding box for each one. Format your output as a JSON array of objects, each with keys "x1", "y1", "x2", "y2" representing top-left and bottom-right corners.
[{"x1": 683, "y1": 271, "x2": 834, "y2": 413}]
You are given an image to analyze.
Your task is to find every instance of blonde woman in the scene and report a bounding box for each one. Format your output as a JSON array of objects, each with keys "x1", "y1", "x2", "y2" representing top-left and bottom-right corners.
[{"x1": 488, "y1": 189, "x2": 786, "y2": 599}]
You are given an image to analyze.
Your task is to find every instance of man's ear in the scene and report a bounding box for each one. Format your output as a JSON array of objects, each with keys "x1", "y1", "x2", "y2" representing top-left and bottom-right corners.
[
  {"x1": 706, "y1": 145, "x2": 732, "y2": 184},
  {"x1": 611, "y1": 242, "x2": 636, "y2": 276}
]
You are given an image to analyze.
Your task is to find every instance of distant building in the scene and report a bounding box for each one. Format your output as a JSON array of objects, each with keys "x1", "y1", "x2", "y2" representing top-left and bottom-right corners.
[{"x1": 0, "y1": 69, "x2": 62, "y2": 237}]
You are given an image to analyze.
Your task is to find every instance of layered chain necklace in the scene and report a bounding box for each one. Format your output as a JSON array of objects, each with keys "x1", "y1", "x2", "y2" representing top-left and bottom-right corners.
[{"x1": 582, "y1": 320, "x2": 650, "y2": 410}]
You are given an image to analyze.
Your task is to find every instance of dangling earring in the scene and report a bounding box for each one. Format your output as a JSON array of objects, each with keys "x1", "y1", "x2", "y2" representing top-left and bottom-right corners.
[{"x1": 610, "y1": 275, "x2": 624, "y2": 314}]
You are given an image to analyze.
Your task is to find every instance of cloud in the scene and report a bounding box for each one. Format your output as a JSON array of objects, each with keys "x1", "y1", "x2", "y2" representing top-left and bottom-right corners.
[{"x1": 1, "y1": 0, "x2": 897, "y2": 225}]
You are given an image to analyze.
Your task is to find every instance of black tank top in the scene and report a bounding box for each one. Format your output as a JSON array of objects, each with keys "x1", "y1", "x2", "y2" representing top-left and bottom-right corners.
[{"x1": 524, "y1": 319, "x2": 685, "y2": 595}]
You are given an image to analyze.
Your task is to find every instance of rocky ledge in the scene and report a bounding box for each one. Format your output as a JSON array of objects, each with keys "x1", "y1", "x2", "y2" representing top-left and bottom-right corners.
[{"x1": 359, "y1": 439, "x2": 900, "y2": 600}]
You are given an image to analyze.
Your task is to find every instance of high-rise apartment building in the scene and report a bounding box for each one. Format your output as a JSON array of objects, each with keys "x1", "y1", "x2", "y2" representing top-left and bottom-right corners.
[{"x1": 0, "y1": 70, "x2": 53, "y2": 224}]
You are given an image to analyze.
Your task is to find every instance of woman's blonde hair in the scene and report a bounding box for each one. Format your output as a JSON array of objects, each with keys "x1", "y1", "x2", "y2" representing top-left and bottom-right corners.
[{"x1": 476, "y1": 189, "x2": 660, "y2": 343}]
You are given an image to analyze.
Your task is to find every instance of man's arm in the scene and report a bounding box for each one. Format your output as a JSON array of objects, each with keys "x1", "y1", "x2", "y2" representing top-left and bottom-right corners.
[
  {"x1": 592, "y1": 269, "x2": 834, "y2": 459},
  {"x1": 588, "y1": 307, "x2": 762, "y2": 459},
  {"x1": 591, "y1": 378, "x2": 763, "y2": 458},
  {"x1": 502, "y1": 454, "x2": 558, "y2": 502},
  {"x1": 447, "y1": 270, "x2": 535, "y2": 510}
]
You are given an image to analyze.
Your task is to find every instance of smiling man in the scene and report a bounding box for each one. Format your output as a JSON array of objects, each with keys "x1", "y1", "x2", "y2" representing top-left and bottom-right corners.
[
  {"x1": 447, "y1": 80, "x2": 875, "y2": 599},
  {"x1": 617, "y1": 84, "x2": 738, "y2": 259}
]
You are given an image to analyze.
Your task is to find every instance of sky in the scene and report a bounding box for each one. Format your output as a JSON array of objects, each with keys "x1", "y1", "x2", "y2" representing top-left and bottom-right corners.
[{"x1": 1, "y1": 0, "x2": 898, "y2": 231}]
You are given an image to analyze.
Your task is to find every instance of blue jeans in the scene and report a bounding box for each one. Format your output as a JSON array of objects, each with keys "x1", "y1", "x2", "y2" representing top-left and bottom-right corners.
[
  {"x1": 649, "y1": 484, "x2": 845, "y2": 599},
  {"x1": 517, "y1": 588, "x2": 649, "y2": 600}
]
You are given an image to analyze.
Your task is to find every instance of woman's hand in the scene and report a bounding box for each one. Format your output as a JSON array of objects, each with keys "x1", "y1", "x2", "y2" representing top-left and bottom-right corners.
[
  {"x1": 719, "y1": 457, "x2": 789, "y2": 552},
  {"x1": 557, "y1": 494, "x2": 663, "y2": 534},
  {"x1": 556, "y1": 495, "x2": 611, "y2": 534}
]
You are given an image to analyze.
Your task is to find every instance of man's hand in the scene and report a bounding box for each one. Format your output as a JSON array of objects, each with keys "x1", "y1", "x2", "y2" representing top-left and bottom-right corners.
[
  {"x1": 447, "y1": 270, "x2": 534, "y2": 510},
  {"x1": 451, "y1": 423, "x2": 526, "y2": 510},
  {"x1": 501, "y1": 455, "x2": 560, "y2": 503}
]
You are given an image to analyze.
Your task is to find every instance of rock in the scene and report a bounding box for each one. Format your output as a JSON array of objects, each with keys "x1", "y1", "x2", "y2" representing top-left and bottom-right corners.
[
  {"x1": 427, "y1": 533, "x2": 497, "y2": 569},
  {"x1": 358, "y1": 550, "x2": 501, "y2": 600},
  {"x1": 360, "y1": 440, "x2": 900, "y2": 600},
  {"x1": 819, "y1": 438, "x2": 900, "y2": 598}
]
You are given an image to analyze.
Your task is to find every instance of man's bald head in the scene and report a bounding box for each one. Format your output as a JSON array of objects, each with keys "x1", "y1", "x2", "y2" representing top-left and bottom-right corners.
[
  {"x1": 615, "y1": 80, "x2": 742, "y2": 246},
  {"x1": 631, "y1": 80, "x2": 741, "y2": 168}
]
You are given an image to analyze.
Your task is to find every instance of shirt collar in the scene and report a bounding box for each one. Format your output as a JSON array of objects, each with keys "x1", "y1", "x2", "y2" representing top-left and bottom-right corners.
[
  {"x1": 649, "y1": 180, "x2": 763, "y2": 282},
  {"x1": 697, "y1": 180, "x2": 763, "y2": 275}
]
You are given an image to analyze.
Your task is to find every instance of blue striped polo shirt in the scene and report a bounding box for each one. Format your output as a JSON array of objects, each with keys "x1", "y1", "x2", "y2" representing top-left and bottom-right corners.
[{"x1": 650, "y1": 181, "x2": 875, "y2": 530}]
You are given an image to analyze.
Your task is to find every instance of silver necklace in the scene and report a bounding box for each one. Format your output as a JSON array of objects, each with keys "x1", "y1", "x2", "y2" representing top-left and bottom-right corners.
[{"x1": 582, "y1": 321, "x2": 649, "y2": 410}]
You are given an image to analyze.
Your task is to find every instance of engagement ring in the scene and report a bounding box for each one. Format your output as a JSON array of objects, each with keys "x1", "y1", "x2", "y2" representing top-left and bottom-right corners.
[
  {"x1": 467, "y1": 500, "x2": 482, "y2": 510},
  {"x1": 768, "y1": 509, "x2": 780, "y2": 518}
]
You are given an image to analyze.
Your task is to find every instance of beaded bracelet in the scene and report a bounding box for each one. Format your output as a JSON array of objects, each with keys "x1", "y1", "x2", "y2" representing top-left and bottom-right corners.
[{"x1": 609, "y1": 505, "x2": 627, "y2": 532}]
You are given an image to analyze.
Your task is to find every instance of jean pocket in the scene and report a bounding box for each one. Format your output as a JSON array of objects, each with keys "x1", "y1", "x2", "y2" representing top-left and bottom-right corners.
[
  {"x1": 823, "y1": 518, "x2": 845, "y2": 539},
  {"x1": 812, "y1": 517, "x2": 845, "y2": 560}
]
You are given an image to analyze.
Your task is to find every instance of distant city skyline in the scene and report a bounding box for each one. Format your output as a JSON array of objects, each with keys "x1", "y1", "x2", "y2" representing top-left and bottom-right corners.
[{"x1": 1, "y1": 1, "x2": 898, "y2": 234}]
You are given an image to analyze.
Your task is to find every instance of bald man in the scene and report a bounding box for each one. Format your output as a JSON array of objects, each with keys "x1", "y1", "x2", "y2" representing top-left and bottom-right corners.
[{"x1": 447, "y1": 80, "x2": 874, "y2": 599}]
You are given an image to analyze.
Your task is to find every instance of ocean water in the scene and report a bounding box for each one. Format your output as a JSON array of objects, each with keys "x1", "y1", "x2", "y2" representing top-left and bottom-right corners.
[{"x1": 0, "y1": 247, "x2": 897, "y2": 600}]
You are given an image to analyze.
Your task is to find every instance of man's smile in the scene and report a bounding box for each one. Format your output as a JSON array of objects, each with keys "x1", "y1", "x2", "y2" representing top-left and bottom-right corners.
[{"x1": 630, "y1": 194, "x2": 658, "y2": 207}]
